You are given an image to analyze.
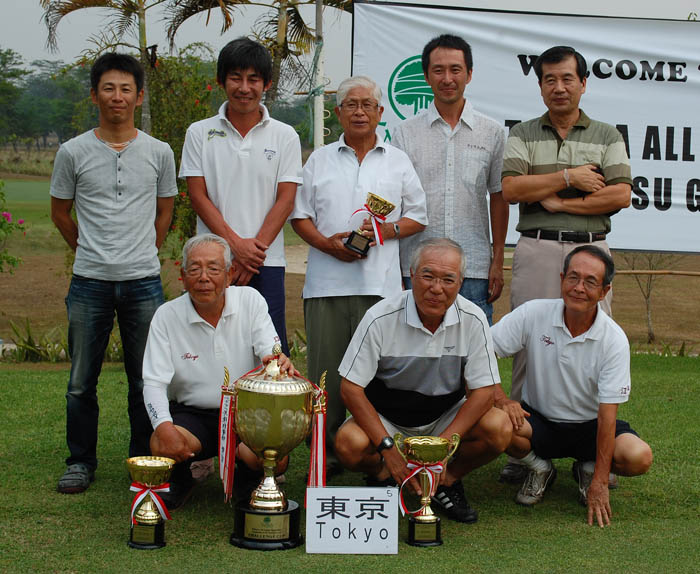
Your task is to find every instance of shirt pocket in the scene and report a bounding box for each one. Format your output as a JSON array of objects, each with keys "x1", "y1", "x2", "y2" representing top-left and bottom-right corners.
[
  {"x1": 461, "y1": 146, "x2": 491, "y2": 190},
  {"x1": 375, "y1": 179, "x2": 403, "y2": 219}
]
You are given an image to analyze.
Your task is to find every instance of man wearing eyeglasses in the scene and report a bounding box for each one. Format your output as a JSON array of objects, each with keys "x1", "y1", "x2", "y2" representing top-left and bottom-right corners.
[
  {"x1": 141, "y1": 233, "x2": 298, "y2": 510},
  {"x1": 335, "y1": 238, "x2": 511, "y2": 524},
  {"x1": 291, "y1": 75, "x2": 428, "y2": 479},
  {"x1": 491, "y1": 245, "x2": 652, "y2": 526},
  {"x1": 498, "y1": 45, "x2": 633, "y2": 484}
]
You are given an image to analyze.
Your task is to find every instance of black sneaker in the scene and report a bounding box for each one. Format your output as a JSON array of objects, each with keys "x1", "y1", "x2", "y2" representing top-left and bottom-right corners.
[
  {"x1": 432, "y1": 480, "x2": 478, "y2": 523},
  {"x1": 159, "y1": 477, "x2": 195, "y2": 511}
]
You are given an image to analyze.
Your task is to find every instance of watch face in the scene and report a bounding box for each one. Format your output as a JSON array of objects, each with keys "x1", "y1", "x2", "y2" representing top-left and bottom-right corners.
[{"x1": 378, "y1": 437, "x2": 394, "y2": 452}]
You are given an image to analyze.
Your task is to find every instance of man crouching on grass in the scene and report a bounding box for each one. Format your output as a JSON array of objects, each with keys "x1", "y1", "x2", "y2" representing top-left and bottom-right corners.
[{"x1": 491, "y1": 245, "x2": 652, "y2": 526}]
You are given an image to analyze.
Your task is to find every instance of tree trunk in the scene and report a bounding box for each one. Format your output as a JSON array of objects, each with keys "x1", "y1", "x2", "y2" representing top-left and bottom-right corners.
[
  {"x1": 266, "y1": 0, "x2": 288, "y2": 105},
  {"x1": 137, "y1": 0, "x2": 151, "y2": 134},
  {"x1": 645, "y1": 296, "x2": 655, "y2": 343}
]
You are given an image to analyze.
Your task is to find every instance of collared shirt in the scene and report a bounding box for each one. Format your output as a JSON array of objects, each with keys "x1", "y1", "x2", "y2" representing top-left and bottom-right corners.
[
  {"x1": 392, "y1": 100, "x2": 505, "y2": 279},
  {"x1": 50, "y1": 129, "x2": 177, "y2": 280},
  {"x1": 339, "y1": 290, "x2": 500, "y2": 426},
  {"x1": 179, "y1": 102, "x2": 303, "y2": 267},
  {"x1": 291, "y1": 134, "x2": 427, "y2": 299},
  {"x1": 142, "y1": 286, "x2": 279, "y2": 426},
  {"x1": 502, "y1": 110, "x2": 633, "y2": 233},
  {"x1": 491, "y1": 298, "x2": 631, "y2": 422}
]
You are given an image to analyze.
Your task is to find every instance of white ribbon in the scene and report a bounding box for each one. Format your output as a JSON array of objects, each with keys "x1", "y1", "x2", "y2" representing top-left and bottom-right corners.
[{"x1": 398, "y1": 461, "x2": 444, "y2": 517}]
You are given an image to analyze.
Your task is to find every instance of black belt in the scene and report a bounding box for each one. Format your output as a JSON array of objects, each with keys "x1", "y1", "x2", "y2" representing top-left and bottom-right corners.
[{"x1": 521, "y1": 229, "x2": 606, "y2": 243}]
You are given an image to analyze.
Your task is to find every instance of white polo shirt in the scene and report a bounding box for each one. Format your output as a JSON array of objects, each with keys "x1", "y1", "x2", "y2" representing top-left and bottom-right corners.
[
  {"x1": 179, "y1": 102, "x2": 302, "y2": 267},
  {"x1": 142, "y1": 286, "x2": 279, "y2": 428},
  {"x1": 491, "y1": 298, "x2": 631, "y2": 423},
  {"x1": 290, "y1": 135, "x2": 427, "y2": 299},
  {"x1": 339, "y1": 290, "x2": 500, "y2": 426}
]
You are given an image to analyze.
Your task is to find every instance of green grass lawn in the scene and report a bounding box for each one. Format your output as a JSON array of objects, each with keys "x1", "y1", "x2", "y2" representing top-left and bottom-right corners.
[{"x1": 1, "y1": 356, "x2": 698, "y2": 573}]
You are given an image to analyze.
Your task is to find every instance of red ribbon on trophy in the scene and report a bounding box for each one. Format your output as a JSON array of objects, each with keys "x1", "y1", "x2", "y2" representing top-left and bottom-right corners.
[
  {"x1": 398, "y1": 461, "x2": 444, "y2": 517},
  {"x1": 349, "y1": 204, "x2": 388, "y2": 246},
  {"x1": 306, "y1": 371, "x2": 328, "y2": 496},
  {"x1": 129, "y1": 482, "x2": 171, "y2": 524}
]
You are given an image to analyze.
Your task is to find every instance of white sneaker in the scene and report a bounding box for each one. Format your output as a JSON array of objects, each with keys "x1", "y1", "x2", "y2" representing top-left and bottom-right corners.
[{"x1": 516, "y1": 465, "x2": 557, "y2": 506}]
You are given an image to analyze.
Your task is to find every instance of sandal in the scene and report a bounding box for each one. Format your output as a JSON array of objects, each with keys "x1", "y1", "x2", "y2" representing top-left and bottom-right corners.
[{"x1": 57, "y1": 463, "x2": 95, "y2": 494}]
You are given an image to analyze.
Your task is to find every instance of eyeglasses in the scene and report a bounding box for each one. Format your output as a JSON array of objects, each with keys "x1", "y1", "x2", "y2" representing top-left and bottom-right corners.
[
  {"x1": 417, "y1": 273, "x2": 459, "y2": 288},
  {"x1": 563, "y1": 273, "x2": 602, "y2": 290},
  {"x1": 340, "y1": 100, "x2": 379, "y2": 113},
  {"x1": 184, "y1": 265, "x2": 225, "y2": 278}
]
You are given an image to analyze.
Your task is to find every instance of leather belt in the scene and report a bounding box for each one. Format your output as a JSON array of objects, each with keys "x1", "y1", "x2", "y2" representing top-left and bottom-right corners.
[{"x1": 520, "y1": 229, "x2": 607, "y2": 243}]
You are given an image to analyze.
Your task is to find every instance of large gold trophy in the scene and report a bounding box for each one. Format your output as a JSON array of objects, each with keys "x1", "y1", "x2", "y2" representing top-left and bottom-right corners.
[
  {"x1": 220, "y1": 345, "x2": 325, "y2": 550},
  {"x1": 344, "y1": 192, "x2": 396, "y2": 256},
  {"x1": 394, "y1": 434, "x2": 460, "y2": 547},
  {"x1": 126, "y1": 456, "x2": 175, "y2": 549}
]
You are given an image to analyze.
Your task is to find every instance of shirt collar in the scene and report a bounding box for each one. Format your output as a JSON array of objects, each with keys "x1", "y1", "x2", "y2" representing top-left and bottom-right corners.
[
  {"x1": 405, "y1": 290, "x2": 460, "y2": 333},
  {"x1": 338, "y1": 132, "x2": 386, "y2": 153},
  {"x1": 427, "y1": 98, "x2": 474, "y2": 129},
  {"x1": 553, "y1": 298, "x2": 605, "y2": 341},
  {"x1": 217, "y1": 101, "x2": 270, "y2": 129},
  {"x1": 541, "y1": 108, "x2": 591, "y2": 130},
  {"x1": 185, "y1": 286, "x2": 238, "y2": 325}
]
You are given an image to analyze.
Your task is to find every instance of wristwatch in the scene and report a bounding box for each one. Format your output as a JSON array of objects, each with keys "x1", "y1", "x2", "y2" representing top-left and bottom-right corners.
[
  {"x1": 393, "y1": 223, "x2": 400, "y2": 238},
  {"x1": 376, "y1": 436, "x2": 395, "y2": 453}
]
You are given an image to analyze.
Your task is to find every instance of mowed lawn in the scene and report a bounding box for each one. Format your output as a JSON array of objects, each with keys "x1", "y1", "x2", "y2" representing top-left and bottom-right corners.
[{"x1": 0, "y1": 356, "x2": 698, "y2": 573}]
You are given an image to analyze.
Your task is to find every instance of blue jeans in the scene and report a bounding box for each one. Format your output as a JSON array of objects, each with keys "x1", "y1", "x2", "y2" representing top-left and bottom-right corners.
[
  {"x1": 65, "y1": 275, "x2": 164, "y2": 469},
  {"x1": 247, "y1": 266, "x2": 289, "y2": 355},
  {"x1": 402, "y1": 276, "x2": 493, "y2": 325}
]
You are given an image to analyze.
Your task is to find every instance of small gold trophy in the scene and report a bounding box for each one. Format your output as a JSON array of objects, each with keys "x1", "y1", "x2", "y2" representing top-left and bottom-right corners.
[
  {"x1": 394, "y1": 434, "x2": 460, "y2": 547},
  {"x1": 344, "y1": 192, "x2": 396, "y2": 256},
  {"x1": 225, "y1": 345, "x2": 318, "y2": 550},
  {"x1": 126, "y1": 456, "x2": 175, "y2": 549}
]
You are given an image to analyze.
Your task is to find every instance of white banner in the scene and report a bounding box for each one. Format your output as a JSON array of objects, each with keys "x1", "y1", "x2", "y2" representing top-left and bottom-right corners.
[{"x1": 353, "y1": 2, "x2": 700, "y2": 252}]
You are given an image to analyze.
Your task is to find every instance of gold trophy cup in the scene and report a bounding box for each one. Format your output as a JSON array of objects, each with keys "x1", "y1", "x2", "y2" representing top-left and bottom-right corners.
[
  {"x1": 344, "y1": 192, "x2": 396, "y2": 256},
  {"x1": 126, "y1": 456, "x2": 175, "y2": 549},
  {"x1": 227, "y1": 347, "x2": 316, "y2": 550},
  {"x1": 394, "y1": 434, "x2": 460, "y2": 547}
]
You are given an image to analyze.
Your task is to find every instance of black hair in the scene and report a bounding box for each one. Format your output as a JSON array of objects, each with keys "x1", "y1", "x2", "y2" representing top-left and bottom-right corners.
[
  {"x1": 217, "y1": 37, "x2": 272, "y2": 86},
  {"x1": 534, "y1": 46, "x2": 587, "y2": 82},
  {"x1": 90, "y1": 53, "x2": 144, "y2": 92},
  {"x1": 421, "y1": 34, "x2": 473, "y2": 75},
  {"x1": 563, "y1": 245, "x2": 615, "y2": 287}
]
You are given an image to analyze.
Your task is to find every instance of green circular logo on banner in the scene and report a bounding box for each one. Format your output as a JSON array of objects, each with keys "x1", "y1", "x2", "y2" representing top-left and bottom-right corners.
[{"x1": 388, "y1": 55, "x2": 434, "y2": 120}]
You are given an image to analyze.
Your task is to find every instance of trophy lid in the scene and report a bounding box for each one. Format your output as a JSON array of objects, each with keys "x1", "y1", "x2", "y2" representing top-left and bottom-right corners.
[{"x1": 231, "y1": 344, "x2": 313, "y2": 396}]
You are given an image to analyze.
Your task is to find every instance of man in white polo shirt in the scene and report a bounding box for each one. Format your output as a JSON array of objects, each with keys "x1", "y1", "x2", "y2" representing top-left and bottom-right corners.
[
  {"x1": 180, "y1": 37, "x2": 302, "y2": 355},
  {"x1": 290, "y1": 75, "x2": 427, "y2": 477},
  {"x1": 335, "y1": 238, "x2": 511, "y2": 523},
  {"x1": 142, "y1": 234, "x2": 297, "y2": 510},
  {"x1": 491, "y1": 245, "x2": 652, "y2": 526}
]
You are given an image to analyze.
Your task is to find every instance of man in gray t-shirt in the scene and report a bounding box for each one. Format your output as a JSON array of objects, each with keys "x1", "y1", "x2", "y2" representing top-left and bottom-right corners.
[{"x1": 50, "y1": 53, "x2": 177, "y2": 494}]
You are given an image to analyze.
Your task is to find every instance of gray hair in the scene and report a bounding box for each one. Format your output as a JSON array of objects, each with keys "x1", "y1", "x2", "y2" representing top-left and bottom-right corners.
[
  {"x1": 410, "y1": 238, "x2": 467, "y2": 278},
  {"x1": 336, "y1": 76, "x2": 382, "y2": 106},
  {"x1": 182, "y1": 233, "x2": 232, "y2": 271}
]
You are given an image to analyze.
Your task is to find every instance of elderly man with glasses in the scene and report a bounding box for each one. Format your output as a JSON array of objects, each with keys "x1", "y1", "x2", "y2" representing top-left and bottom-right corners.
[
  {"x1": 141, "y1": 233, "x2": 297, "y2": 510},
  {"x1": 290, "y1": 75, "x2": 428, "y2": 479},
  {"x1": 491, "y1": 245, "x2": 652, "y2": 526}
]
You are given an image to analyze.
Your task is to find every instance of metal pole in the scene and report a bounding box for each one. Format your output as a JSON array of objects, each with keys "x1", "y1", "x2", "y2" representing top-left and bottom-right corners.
[{"x1": 313, "y1": 0, "x2": 325, "y2": 150}]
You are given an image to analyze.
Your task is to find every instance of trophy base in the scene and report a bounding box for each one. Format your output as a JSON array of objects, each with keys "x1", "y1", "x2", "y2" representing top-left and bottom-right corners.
[
  {"x1": 230, "y1": 499, "x2": 302, "y2": 551},
  {"x1": 344, "y1": 231, "x2": 371, "y2": 256},
  {"x1": 128, "y1": 522, "x2": 166, "y2": 550},
  {"x1": 407, "y1": 516, "x2": 442, "y2": 547}
]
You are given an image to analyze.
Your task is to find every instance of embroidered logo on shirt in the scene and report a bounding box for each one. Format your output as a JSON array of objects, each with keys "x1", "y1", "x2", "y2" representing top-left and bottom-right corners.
[
  {"x1": 444, "y1": 345, "x2": 455, "y2": 352},
  {"x1": 207, "y1": 129, "x2": 226, "y2": 140},
  {"x1": 264, "y1": 148, "x2": 277, "y2": 160},
  {"x1": 619, "y1": 385, "x2": 630, "y2": 395},
  {"x1": 181, "y1": 352, "x2": 199, "y2": 361},
  {"x1": 540, "y1": 335, "x2": 554, "y2": 346}
]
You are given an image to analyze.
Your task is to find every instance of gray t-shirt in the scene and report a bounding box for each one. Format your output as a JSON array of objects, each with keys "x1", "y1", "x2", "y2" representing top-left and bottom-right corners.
[{"x1": 50, "y1": 129, "x2": 177, "y2": 280}]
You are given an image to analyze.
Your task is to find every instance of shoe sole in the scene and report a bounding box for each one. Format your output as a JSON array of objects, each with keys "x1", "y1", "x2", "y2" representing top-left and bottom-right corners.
[{"x1": 515, "y1": 467, "x2": 557, "y2": 507}]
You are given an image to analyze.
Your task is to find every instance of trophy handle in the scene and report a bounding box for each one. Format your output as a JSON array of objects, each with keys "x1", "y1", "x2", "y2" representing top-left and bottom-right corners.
[
  {"x1": 446, "y1": 433, "x2": 461, "y2": 461},
  {"x1": 393, "y1": 433, "x2": 407, "y2": 462}
]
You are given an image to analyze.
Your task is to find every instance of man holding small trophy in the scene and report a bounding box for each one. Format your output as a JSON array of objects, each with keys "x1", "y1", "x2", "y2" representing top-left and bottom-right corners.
[
  {"x1": 141, "y1": 234, "x2": 297, "y2": 510},
  {"x1": 335, "y1": 238, "x2": 512, "y2": 538},
  {"x1": 291, "y1": 76, "x2": 427, "y2": 479}
]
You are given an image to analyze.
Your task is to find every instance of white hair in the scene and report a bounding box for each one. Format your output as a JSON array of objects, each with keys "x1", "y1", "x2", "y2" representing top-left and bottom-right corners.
[
  {"x1": 182, "y1": 233, "x2": 232, "y2": 271},
  {"x1": 336, "y1": 76, "x2": 382, "y2": 106},
  {"x1": 410, "y1": 238, "x2": 467, "y2": 277}
]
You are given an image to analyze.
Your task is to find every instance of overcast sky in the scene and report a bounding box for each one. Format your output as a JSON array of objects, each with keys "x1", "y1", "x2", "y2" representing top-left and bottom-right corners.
[{"x1": 1, "y1": 0, "x2": 695, "y2": 90}]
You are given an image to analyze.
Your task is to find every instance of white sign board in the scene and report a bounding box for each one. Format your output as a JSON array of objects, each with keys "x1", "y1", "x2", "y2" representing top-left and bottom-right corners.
[
  {"x1": 305, "y1": 487, "x2": 399, "y2": 554},
  {"x1": 353, "y1": 2, "x2": 700, "y2": 252}
]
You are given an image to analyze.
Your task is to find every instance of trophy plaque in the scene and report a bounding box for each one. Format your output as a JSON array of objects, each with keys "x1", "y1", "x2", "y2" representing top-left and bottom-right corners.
[
  {"x1": 126, "y1": 456, "x2": 175, "y2": 549},
  {"x1": 344, "y1": 192, "x2": 396, "y2": 256},
  {"x1": 223, "y1": 348, "x2": 321, "y2": 551},
  {"x1": 394, "y1": 434, "x2": 460, "y2": 547}
]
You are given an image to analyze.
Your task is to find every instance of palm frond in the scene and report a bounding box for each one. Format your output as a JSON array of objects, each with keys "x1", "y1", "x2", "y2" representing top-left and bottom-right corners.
[
  {"x1": 164, "y1": 0, "x2": 250, "y2": 51},
  {"x1": 41, "y1": 0, "x2": 118, "y2": 52}
]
